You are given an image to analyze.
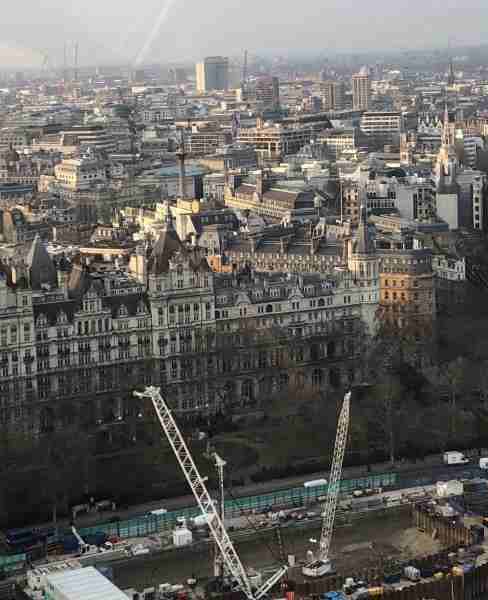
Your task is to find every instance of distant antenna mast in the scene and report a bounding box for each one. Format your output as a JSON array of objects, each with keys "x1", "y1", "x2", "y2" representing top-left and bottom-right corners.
[
  {"x1": 74, "y1": 42, "x2": 79, "y2": 82},
  {"x1": 243, "y1": 50, "x2": 248, "y2": 86},
  {"x1": 63, "y1": 42, "x2": 67, "y2": 84},
  {"x1": 242, "y1": 50, "x2": 248, "y2": 99},
  {"x1": 447, "y1": 37, "x2": 455, "y2": 87}
]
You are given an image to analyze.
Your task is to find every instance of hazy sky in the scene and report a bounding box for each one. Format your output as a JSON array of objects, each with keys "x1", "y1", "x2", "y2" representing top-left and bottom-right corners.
[{"x1": 1, "y1": 0, "x2": 487, "y2": 68}]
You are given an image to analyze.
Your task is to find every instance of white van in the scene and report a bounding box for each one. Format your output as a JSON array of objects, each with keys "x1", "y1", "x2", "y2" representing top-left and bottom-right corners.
[
  {"x1": 150, "y1": 508, "x2": 168, "y2": 516},
  {"x1": 479, "y1": 457, "x2": 488, "y2": 470}
]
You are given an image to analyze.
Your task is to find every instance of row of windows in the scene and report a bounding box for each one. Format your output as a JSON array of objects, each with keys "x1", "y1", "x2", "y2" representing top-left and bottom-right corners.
[
  {"x1": 384, "y1": 291, "x2": 420, "y2": 301},
  {"x1": 0, "y1": 323, "x2": 30, "y2": 345},
  {"x1": 384, "y1": 278, "x2": 420, "y2": 288}
]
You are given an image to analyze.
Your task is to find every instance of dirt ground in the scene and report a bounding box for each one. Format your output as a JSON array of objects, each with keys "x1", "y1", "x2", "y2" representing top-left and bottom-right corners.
[
  {"x1": 114, "y1": 508, "x2": 444, "y2": 590},
  {"x1": 392, "y1": 527, "x2": 441, "y2": 558}
]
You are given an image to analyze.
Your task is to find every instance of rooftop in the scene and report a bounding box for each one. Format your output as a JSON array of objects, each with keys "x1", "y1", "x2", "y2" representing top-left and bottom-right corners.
[
  {"x1": 156, "y1": 164, "x2": 207, "y2": 178},
  {"x1": 44, "y1": 567, "x2": 128, "y2": 600}
]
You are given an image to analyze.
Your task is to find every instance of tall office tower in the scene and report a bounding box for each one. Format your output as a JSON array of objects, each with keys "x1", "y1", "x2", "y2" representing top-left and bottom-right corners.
[
  {"x1": 196, "y1": 56, "x2": 229, "y2": 93},
  {"x1": 255, "y1": 76, "x2": 280, "y2": 109},
  {"x1": 352, "y1": 68, "x2": 371, "y2": 111},
  {"x1": 320, "y1": 80, "x2": 345, "y2": 110}
]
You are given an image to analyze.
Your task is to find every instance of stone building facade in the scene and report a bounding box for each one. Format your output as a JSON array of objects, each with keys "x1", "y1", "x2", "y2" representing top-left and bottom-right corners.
[
  {"x1": 0, "y1": 216, "x2": 380, "y2": 434},
  {"x1": 377, "y1": 247, "x2": 436, "y2": 331}
]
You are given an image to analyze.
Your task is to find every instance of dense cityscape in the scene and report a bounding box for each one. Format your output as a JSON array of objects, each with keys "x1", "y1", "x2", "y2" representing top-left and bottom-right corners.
[{"x1": 4, "y1": 5, "x2": 488, "y2": 600}]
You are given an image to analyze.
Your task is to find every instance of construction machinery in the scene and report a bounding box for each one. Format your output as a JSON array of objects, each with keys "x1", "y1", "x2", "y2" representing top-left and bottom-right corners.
[
  {"x1": 302, "y1": 391, "x2": 351, "y2": 578},
  {"x1": 71, "y1": 526, "x2": 93, "y2": 554},
  {"x1": 134, "y1": 387, "x2": 287, "y2": 600},
  {"x1": 212, "y1": 452, "x2": 227, "y2": 578}
]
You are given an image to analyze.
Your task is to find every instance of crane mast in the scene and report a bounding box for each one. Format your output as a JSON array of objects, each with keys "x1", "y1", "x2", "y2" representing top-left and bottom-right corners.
[
  {"x1": 303, "y1": 391, "x2": 351, "y2": 578},
  {"x1": 212, "y1": 452, "x2": 226, "y2": 578},
  {"x1": 135, "y1": 387, "x2": 287, "y2": 600}
]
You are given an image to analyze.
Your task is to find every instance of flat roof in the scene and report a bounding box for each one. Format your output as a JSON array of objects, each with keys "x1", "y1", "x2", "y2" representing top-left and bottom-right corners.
[
  {"x1": 157, "y1": 164, "x2": 207, "y2": 177},
  {"x1": 44, "y1": 567, "x2": 128, "y2": 600}
]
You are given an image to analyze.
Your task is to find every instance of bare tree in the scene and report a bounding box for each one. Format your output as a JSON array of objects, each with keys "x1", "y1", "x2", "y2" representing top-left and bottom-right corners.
[{"x1": 444, "y1": 357, "x2": 466, "y2": 437}]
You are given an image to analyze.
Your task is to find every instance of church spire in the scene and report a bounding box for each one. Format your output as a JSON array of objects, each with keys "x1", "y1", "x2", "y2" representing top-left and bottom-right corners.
[
  {"x1": 355, "y1": 205, "x2": 372, "y2": 254},
  {"x1": 442, "y1": 104, "x2": 450, "y2": 147},
  {"x1": 163, "y1": 198, "x2": 173, "y2": 229},
  {"x1": 448, "y1": 57, "x2": 455, "y2": 86}
]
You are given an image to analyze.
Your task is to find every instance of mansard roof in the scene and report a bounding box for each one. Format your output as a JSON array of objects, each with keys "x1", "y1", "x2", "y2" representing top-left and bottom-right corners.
[
  {"x1": 26, "y1": 234, "x2": 58, "y2": 290},
  {"x1": 33, "y1": 300, "x2": 77, "y2": 326},
  {"x1": 33, "y1": 287, "x2": 150, "y2": 325},
  {"x1": 191, "y1": 255, "x2": 213, "y2": 273},
  {"x1": 68, "y1": 262, "x2": 104, "y2": 299},
  {"x1": 214, "y1": 271, "x2": 337, "y2": 306},
  {"x1": 148, "y1": 225, "x2": 184, "y2": 275},
  {"x1": 105, "y1": 292, "x2": 150, "y2": 319}
]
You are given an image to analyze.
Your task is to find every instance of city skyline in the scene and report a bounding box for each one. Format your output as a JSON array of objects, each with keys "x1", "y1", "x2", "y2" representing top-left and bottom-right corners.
[{"x1": 1, "y1": 0, "x2": 488, "y2": 68}]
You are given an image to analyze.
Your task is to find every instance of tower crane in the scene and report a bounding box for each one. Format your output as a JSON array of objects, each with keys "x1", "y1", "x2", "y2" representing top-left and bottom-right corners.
[
  {"x1": 212, "y1": 452, "x2": 227, "y2": 578},
  {"x1": 134, "y1": 387, "x2": 287, "y2": 600},
  {"x1": 303, "y1": 391, "x2": 351, "y2": 578}
]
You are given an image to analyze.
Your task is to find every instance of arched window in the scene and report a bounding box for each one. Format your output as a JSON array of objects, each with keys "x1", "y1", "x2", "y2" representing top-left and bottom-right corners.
[
  {"x1": 242, "y1": 380, "x2": 254, "y2": 402},
  {"x1": 312, "y1": 368, "x2": 323, "y2": 387},
  {"x1": 266, "y1": 304, "x2": 273, "y2": 313}
]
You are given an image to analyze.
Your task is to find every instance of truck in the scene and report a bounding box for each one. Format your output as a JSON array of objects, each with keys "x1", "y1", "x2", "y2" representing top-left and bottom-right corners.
[
  {"x1": 479, "y1": 457, "x2": 488, "y2": 470},
  {"x1": 443, "y1": 451, "x2": 469, "y2": 465}
]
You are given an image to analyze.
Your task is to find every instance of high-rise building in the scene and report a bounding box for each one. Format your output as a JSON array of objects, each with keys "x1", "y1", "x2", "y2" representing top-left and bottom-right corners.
[
  {"x1": 352, "y1": 69, "x2": 371, "y2": 111},
  {"x1": 320, "y1": 80, "x2": 345, "y2": 111},
  {"x1": 196, "y1": 56, "x2": 229, "y2": 93},
  {"x1": 255, "y1": 76, "x2": 280, "y2": 109},
  {"x1": 360, "y1": 111, "x2": 403, "y2": 144}
]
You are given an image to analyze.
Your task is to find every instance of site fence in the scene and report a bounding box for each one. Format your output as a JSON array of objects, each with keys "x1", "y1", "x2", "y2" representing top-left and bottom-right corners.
[
  {"x1": 0, "y1": 553, "x2": 26, "y2": 571},
  {"x1": 79, "y1": 472, "x2": 398, "y2": 539}
]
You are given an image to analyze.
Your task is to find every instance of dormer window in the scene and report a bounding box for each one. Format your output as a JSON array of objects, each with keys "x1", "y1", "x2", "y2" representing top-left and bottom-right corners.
[
  {"x1": 37, "y1": 314, "x2": 48, "y2": 328},
  {"x1": 57, "y1": 311, "x2": 67, "y2": 324},
  {"x1": 118, "y1": 304, "x2": 128, "y2": 317},
  {"x1": 137, "y1": 301, "x2": 145, "y2": 315}
]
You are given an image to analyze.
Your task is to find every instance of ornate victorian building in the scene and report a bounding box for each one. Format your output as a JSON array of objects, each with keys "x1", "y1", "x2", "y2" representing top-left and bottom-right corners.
[{"x1": 0, "y1": 213, "x2": 380, "y2": 434}]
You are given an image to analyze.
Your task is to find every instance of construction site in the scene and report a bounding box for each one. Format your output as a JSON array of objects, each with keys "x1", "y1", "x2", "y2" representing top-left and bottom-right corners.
[
  {"x1": 111, "y1": 387, "x2": 488, "y2": 600},
  {"x1": 13, "y1": 387, "x2": 488, "y2": 600}
]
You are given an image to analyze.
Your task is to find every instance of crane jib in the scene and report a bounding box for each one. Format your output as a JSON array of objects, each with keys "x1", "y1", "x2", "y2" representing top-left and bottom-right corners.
[{"x1": 134, "y1": 387, "x2": 287, "y2": 600}]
